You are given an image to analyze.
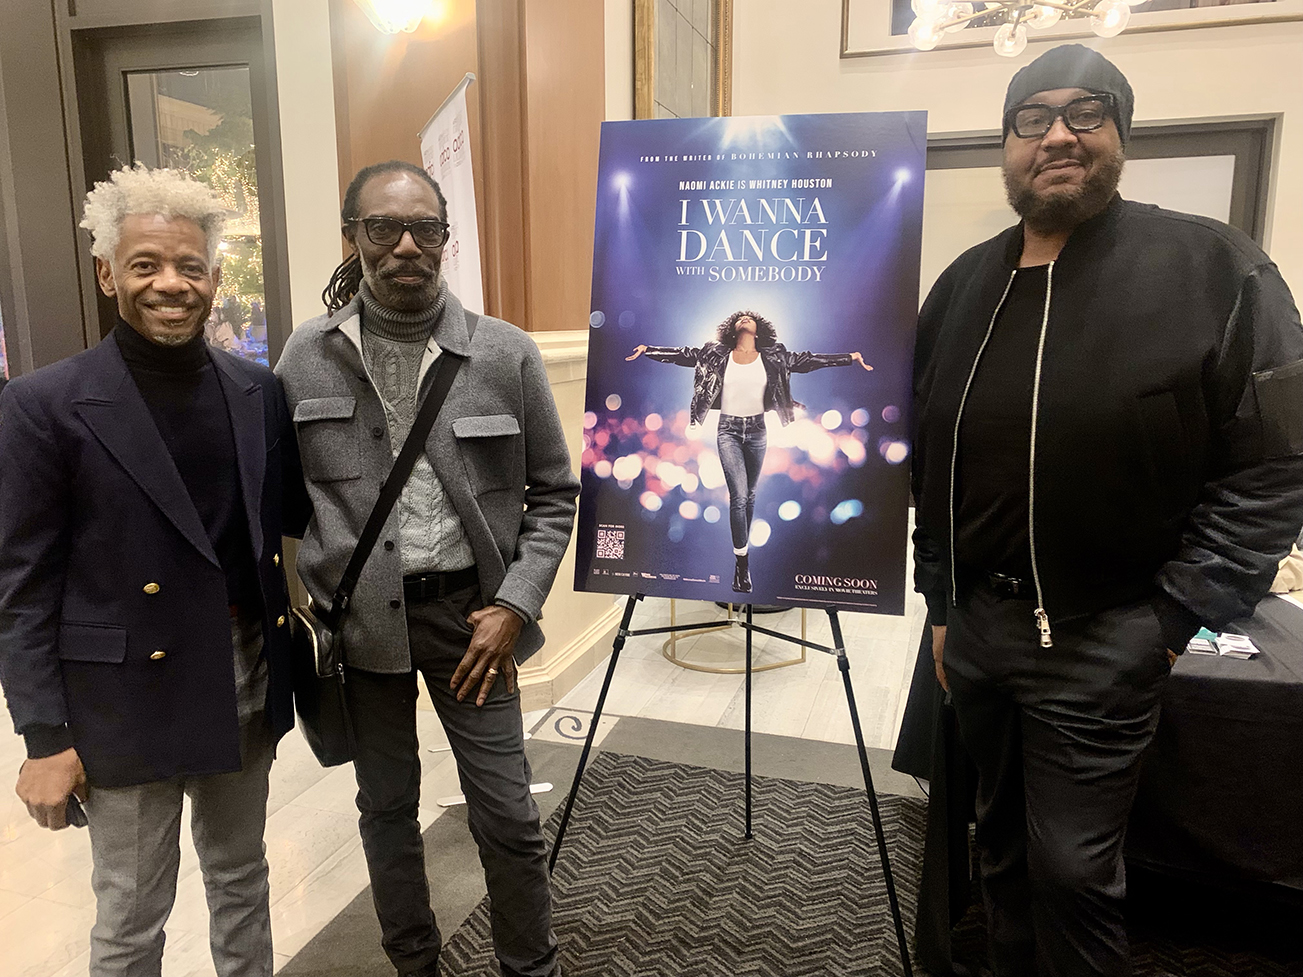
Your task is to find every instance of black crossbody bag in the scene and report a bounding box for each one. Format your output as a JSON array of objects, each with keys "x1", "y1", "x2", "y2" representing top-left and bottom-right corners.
[{"x1": 291, "y1": 314, "x2": 475, "y2": 767}]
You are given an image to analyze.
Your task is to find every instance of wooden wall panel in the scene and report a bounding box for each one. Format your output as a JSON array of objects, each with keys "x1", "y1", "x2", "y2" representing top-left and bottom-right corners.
[
  {"x1": 521, "y1": 0, "x2": 604, "y2": 332},
  {"x1": 474, "y1": 0, "x2": 529, "y2": 327},
  {"x1": 329, "y1": 0, "x2": 604, "y2": 330},
  {"x1": 329, "y1": 0, "x2": 488, "y2": 309}
]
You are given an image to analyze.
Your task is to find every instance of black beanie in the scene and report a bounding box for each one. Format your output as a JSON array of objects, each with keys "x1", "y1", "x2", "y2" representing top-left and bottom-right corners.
[{"x1": 1002, "y1": 44, "x2": 1134, "y2": 144}]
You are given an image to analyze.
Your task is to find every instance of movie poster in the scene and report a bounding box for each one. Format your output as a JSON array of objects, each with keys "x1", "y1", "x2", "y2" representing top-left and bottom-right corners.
[{"x1": 574, "y1": 112, "x2": 926, "y2": 614}]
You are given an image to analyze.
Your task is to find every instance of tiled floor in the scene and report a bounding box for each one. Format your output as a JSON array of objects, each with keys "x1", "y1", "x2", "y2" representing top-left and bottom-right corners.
[
  {"x1": 0, "y1": 592, "x2": 925, "y2": 977},
  {"x1": 550, "y1": 589, "x2": 928, "y2": 753}
]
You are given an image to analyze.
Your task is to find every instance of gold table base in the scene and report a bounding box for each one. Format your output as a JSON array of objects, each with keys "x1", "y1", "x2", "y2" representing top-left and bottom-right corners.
[{"x1": 661, "y1": 599, "x2": 807, "y2": 674}]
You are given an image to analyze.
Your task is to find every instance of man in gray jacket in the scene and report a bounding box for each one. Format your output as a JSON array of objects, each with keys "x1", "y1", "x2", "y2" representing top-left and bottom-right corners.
[{"x1": 276, "y1": 160, "x2": 577, "y2": 977}]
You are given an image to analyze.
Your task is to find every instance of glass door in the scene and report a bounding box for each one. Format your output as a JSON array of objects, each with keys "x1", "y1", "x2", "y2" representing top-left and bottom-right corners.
[
  {"x1": 124, "y1": 66, "x2": 269, "y2": 363},
  {"x1": 73, "y1": 20, "x2": 289, "y2": 365}
]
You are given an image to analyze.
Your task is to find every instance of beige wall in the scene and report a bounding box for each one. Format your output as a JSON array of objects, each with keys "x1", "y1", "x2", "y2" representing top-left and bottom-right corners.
[
  {"x1": 731, "y1": 0, "x2": 1303, "y2": 293},
  {"x1": 271, "y1": 0, "x2": 344, "y2": 328},
  {"x1": 606, "y1": 0, "x2": 635, "y2": 121}
]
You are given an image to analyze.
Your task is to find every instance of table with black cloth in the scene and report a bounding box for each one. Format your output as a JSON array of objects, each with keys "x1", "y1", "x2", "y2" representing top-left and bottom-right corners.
[{"x1": 893, "y1": 595, "x2": 1303, "y2": 975}]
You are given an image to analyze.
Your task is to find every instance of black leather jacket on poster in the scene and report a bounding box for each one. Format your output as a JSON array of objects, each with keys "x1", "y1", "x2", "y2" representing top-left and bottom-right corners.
[
  {"x1": 643, "y1": 342, "x2": 854, "y2": 426},
  {"x1": 912, "y1": 196, "x2": 1303, "y2": 653}
]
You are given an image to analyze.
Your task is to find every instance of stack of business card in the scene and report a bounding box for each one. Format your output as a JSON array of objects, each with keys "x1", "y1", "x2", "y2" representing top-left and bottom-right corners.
[
  {"x1": 1184, "y1": 628, "x2": 1262, "y2": 658},
  {"x1": 1214, "y1": 632, "x2": 1261, "y2": 659}
]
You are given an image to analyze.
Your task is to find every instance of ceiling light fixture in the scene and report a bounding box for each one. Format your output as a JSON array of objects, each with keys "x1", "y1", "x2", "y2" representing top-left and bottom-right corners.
[
  {"x1": 908, "y1": 0, "x2": 1143, "y2": 56},
  {"x1": 353, "y1": 0, "x2": 429, "y2": 34}
]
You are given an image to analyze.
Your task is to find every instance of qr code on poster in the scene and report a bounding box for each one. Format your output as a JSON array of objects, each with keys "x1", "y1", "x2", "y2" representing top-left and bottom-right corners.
[{"x1": 596, "y1": 528, "x2": 625, "y2": 560}]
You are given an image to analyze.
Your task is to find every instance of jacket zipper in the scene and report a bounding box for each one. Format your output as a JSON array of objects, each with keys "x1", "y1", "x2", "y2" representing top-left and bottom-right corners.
[
  {"x1": 948, "y1": 270, "x2": 1018, "y2": 610},
  {"x1": 1028, "y1": 262, "x2": 1055, "y2": 647}
]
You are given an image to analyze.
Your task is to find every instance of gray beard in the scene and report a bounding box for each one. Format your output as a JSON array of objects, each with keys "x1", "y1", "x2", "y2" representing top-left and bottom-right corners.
[
  {"x1": 359, "y1": 251, "x2": 443, "y2": 313},
  {"x1": 1004, "y1": 149, "x2": 1125, "y2": 234}
]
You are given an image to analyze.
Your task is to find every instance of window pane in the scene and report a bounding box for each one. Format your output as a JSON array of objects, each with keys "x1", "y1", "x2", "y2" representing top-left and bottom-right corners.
[{"x1": 126, "y1": 66, "x2": 268, "y2": 365}]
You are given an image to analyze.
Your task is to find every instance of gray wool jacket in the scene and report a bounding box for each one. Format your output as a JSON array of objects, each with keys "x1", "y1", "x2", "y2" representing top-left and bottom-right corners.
[{"x1": 275, "y1": 291, "x2": 579, "y2": 671}]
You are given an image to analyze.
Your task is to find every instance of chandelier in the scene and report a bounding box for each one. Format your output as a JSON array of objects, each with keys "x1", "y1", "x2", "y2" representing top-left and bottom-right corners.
[{"x1": 908, "y1": 0, "x2": 1142, "y2": 57}]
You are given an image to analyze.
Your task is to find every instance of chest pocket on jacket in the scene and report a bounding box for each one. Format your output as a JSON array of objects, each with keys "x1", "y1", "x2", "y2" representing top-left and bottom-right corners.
[
  {"x1": 293, "y1": 397, "x2": 361, "y2": 482},
  {"x1": 453, "y1": 414, "x2": 521, "y2": 495}
]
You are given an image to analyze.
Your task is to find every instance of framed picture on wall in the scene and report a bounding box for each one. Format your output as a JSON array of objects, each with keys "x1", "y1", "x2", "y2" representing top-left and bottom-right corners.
[
  {"x1": 842, "y1": 0, "x2": 1303, "y2": 58},
  {"x1": 918, "y1": 117, "x2": 1275, "y2": 301},
  {"x1": 635, "y1": 0, "x2": 734, "y2": 118}
]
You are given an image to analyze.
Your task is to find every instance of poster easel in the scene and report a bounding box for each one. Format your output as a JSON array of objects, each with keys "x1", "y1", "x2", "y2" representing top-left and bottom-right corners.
[{"x1": 546, "y1": 593, "x2": 914, "y2": 977}]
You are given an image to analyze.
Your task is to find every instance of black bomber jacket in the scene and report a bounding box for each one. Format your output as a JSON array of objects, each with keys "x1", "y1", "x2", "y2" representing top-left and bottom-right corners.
[{"x1": 912, "y1": 196, "x2": 1303, "y2": 652}]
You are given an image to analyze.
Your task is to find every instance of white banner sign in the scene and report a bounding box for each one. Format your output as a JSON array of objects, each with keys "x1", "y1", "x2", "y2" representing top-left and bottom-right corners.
[{"x1": 419, "y1": 73, "x2": 483, "y2": 314}]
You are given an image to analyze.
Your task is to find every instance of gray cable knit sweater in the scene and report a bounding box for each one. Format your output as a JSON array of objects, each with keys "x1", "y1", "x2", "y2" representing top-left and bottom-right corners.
[{"x1": 358, "y1": 279, "x2": 476, "y2": 575}]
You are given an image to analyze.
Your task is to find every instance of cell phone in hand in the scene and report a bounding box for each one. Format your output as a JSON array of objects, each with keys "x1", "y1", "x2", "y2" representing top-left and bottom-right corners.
[{"x1": 65, "y1": 793, "x2": 88, "y2": 828}]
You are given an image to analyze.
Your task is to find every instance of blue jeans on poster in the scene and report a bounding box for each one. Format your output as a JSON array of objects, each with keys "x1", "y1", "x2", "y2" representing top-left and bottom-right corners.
[{"x1": 717, "y1": 413, "x2": 767, "y2": 551}]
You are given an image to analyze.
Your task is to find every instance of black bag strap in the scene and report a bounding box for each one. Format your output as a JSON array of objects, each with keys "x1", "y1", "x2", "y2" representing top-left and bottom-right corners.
[{"x1": 324, "y1": 311, "x2": 479, "y2": 628}]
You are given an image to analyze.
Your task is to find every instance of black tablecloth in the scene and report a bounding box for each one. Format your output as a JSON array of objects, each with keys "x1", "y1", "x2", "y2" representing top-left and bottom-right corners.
[
  {"x1": 1128, "y1": 596, "x2": 1303, "y2": 888},
  {"x1": 894, "y1": 595, "x2": 1303, "y2": 974}
]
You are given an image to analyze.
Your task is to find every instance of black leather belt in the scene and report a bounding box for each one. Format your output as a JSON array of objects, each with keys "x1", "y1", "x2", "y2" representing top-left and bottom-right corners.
[
  {"x1": 984, "y1": 571, "x2": 1033, "y2": 601},
  {"x1": 403, "y1": 566, "x2": 479, "y2": 603}
]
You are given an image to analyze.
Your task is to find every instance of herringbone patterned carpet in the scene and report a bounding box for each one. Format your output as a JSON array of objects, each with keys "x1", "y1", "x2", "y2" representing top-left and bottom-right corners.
[
  {"x1": 444, "y1": 751, "x2": 922, "y2": 977},
  {"x1": 443, "y1": 751, "x2": 1303, "y2": 977}
]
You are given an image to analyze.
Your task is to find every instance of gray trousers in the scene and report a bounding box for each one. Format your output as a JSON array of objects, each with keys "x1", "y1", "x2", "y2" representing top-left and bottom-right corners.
[
  {"x1": 83, "y1": 614, "x2": 276, "y2": 977},
  {"x1": 346, "y1": 581, "x2": 558, "y2": 977}
]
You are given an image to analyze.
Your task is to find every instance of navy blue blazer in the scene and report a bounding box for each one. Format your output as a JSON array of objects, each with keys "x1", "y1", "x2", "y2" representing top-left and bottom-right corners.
[{"x1": 0, "y1": 333, "x2": 310, "y2": 788}]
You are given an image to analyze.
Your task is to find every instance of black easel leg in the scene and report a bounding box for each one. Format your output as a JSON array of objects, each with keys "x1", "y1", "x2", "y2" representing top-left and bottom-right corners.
[
  {"x1": 828, "y1": 608, "x2": 914, "y2": 977},
  {"x1": 744, "y1": 602, "x2": 754, "y2": 841},
  {"x1": 548, "y1": 594, "x2": 641, "y2": 874}
]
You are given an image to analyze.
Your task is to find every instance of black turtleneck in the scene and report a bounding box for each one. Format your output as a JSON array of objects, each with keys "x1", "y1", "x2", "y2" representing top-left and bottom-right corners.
[{"x1": 115, "y1": 321, "x2": 257, "y2": 606}]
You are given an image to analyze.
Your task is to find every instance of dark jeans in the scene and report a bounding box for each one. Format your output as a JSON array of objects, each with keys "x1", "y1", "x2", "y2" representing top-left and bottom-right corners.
[
  {"x1": 716, "y1": 412, "x2": 767, "y2": 551},
  {"x1": 345, "y1": 582, "x2": 559, "y2": 977},
  {"x1": 944, "y1": 582, "x2": 1172, "y2": 977}
]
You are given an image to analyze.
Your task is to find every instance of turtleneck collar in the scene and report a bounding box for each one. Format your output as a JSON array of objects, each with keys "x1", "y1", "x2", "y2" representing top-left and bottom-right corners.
[
  {"x1": 114, "y1": 317, "x2": 209, "y2": 374},
  {"x1": 359, "y1": 278, "x2": 448, "y2": 343}
]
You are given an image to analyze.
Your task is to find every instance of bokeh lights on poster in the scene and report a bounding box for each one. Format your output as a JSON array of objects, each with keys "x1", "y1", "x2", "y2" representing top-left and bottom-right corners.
[{"x1": 574, "y1": 112, "x2": 927, "y2": 614}]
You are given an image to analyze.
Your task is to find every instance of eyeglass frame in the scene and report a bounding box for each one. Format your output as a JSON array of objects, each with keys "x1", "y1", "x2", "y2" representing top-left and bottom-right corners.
[
  {"x1": 345, "y1": 216, "x2": 451, "y2": 250},
  {"x1": 1006, "y1": 93, "x2": 1117, "y2": 140}
]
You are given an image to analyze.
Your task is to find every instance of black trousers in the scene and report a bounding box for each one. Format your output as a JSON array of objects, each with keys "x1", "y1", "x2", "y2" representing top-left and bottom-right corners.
[
  {"x1": 944, "y1": 581, "x2": 1172, "y2": 977},
  {"x1": 345, "y1": 582, "x2": 559, "y2": 977}
]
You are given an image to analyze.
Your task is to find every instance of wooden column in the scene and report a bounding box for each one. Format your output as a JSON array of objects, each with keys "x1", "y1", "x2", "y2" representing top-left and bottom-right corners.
[
  {"x1": 331, "y1": 0, "x2": 604, "y2": 330},
  {"x1": 474, "y1": 0, "x2": 530, "y2": 326},
  {"x1": 518, "y1": 0, "x2": 604, "y2": 332}
]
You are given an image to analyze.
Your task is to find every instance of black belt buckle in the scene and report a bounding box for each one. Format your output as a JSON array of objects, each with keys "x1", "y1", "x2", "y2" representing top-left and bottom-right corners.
[
  {"x1": 403, "y1": 567, "x2": 478, "y2": 603},
  {"x1": 987, "y1": 571, "x2": 1030, "y2": 600}
]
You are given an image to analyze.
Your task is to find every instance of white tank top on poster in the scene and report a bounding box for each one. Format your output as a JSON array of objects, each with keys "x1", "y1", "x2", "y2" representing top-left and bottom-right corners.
[{"x1": 720, "y1": 354, "x2": 767, "y2": 417}]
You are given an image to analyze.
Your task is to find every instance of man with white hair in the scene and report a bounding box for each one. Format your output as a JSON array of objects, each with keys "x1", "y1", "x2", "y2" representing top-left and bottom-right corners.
[{"x1": 0, "y1": 164, "x2": 309, "y2": 977}]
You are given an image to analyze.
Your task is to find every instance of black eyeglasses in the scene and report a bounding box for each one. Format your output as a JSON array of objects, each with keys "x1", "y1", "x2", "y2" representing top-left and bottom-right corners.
[
  {"x1": 1008, "y1": 94, "x2": 1115, "y2": 140},
  {"x1": 347, "y1": 216, "x2": 450, "y2": 249}
]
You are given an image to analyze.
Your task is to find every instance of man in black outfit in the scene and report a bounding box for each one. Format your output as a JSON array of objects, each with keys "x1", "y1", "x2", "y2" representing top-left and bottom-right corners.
[
  {"x1": 912, "y1": 46, "x2": 1303, "y2": 976},
  {"x1": 0, "y1": 164, "x2": 308, "y2": 976}
]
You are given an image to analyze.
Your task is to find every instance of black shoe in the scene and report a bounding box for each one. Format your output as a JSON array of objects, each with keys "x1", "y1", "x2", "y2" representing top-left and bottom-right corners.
[{"x1": 732, "y1": 555, "x2": 752, "y2": 593}]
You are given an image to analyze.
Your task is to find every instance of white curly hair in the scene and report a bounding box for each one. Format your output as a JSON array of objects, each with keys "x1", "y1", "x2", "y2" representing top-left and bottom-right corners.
[{"x1": 80, "y1": 163, "x2": 229, "y2": 265}]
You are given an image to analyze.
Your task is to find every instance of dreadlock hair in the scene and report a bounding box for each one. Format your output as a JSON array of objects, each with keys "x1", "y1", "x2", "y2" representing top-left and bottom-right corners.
[
  {"x1": 716, "y1": 310, "x2": 778, "y2": 349},
  {"x1": 322, "y1": 160, "x2": 450, "y2": 315}
]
